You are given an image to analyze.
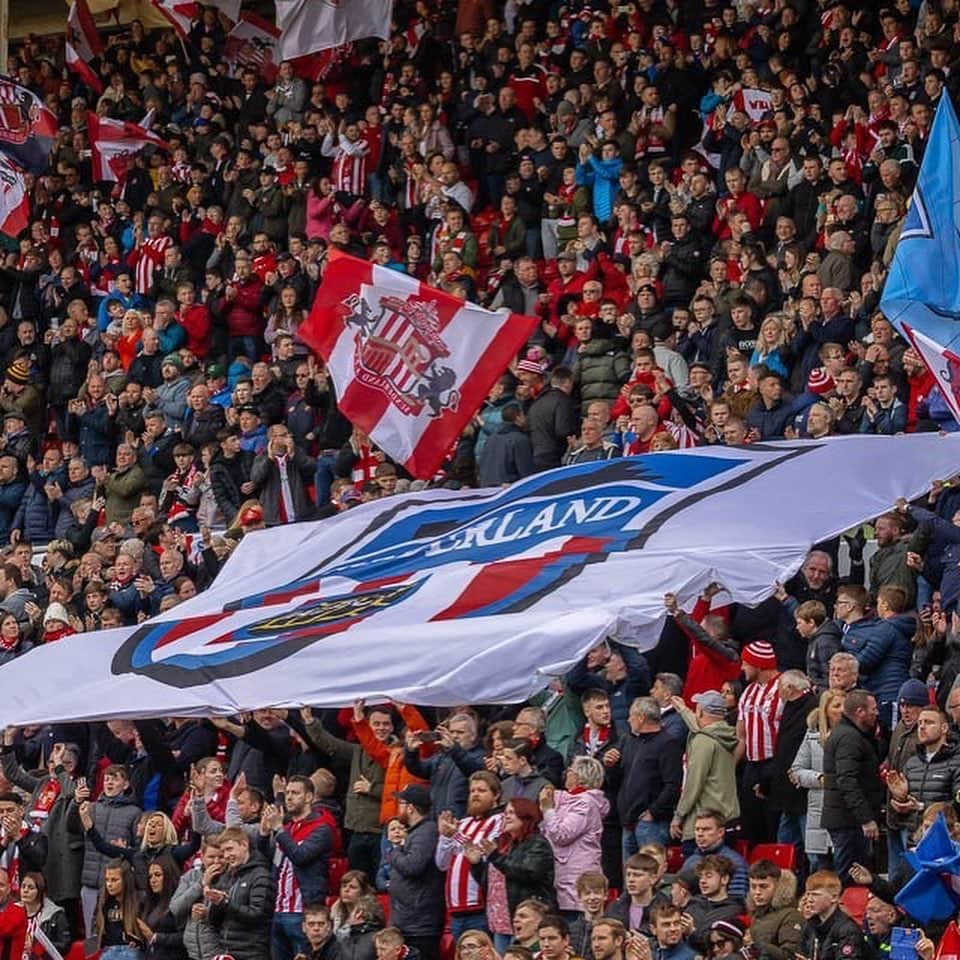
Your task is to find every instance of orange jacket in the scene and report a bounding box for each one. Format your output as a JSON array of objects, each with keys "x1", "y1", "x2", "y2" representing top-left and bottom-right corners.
[{"x1": 352, "y1": 704, "x2": 431, "y2": 824}]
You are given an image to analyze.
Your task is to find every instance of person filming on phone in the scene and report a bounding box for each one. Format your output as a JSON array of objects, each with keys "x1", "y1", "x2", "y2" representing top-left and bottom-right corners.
[{"x1": 403, "y1": 715, "x2": 485, "y2": 818}]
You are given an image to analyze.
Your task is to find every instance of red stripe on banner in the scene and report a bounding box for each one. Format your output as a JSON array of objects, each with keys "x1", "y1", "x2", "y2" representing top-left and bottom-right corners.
[
  {"x1": 155, "y1": 612, "x2": 230, "y2": 649},
  {"x1": 432, "y1": 537, "x2": 609, "y2": 620},
  {"x1": 406, "y1": 307, "x2": 538, "y2": 478},
  {"x1": 351, "y1": 573, "x2": 410, "y2": 593}
]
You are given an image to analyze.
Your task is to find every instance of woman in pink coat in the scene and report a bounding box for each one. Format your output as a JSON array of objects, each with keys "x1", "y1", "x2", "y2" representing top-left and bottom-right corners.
[{"x1": 539, "y1": 755, "x2": 610, "y2": 911}]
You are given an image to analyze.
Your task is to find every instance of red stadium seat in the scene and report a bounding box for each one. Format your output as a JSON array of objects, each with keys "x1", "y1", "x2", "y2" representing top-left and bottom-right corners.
[
  {"x1": 378, "y1": 892, "x2": 391, "y2": 922},
  {"x1": 66, "y1": 942, "x2": 95, "y2": 960},
  {"x1": 748, "y1": 843, "x2": 796, "y2": 870},
  {"x1": 666, "y1": 845, "x2": 685, "y2": 873}
]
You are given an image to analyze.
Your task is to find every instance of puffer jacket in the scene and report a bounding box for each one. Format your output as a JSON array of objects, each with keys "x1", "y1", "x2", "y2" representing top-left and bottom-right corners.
[
  {"x1": 77, "y1": 792, "x2": 143, "y2": 889},
  {"x1": 208, "y1": 852, "x2": 275, "y2": 960},
  {"x1": 171, "y1": 863, "x2": 224, "y2": 960},
  {"x1": 789, "y1": 727, "x2": 829, "y2": 855},
  {"x1": 388, "y1": 818, "x2": 445, "y2": 937},
  {"x1": 339, "y1": 920, "x2": 381, "y2": 960},
  {"x1": 821, "y1": 716, "x2": 884, "y2": 831},
  {"x1": 540, "y1": 788, "x2": 609, "y2": 910},
  {"x1": 351, "y1": 706, "x2": 430, "y2": 824},
  {"x1": 749, "y1": 870, "x2": 803, "y2": 960},
  {"x1": 486, "y1": 832, "x2": 557, "y2": 915},
  {"x1": 11, "y1": 469, "x2": 64, "y2": 543},
  {"x1": 899, "y1": 740, "x2": 960, "y2": 831},
  {"x1": 48, "y1": 337, "x2": 91, "y2": 405},
  {"x1": 841, "y1": 615, "x2": 912, "y2": 705},
  {"x1": 572, "y1": 339, "x2": 630, "y2": 403}
]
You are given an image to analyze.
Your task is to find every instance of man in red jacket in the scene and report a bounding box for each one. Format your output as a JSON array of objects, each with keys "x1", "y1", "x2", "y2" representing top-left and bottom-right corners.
[
  {"x1": 215, "y1": 251, "x2": 266, "y2": 363},
  {"x1": 0, "y1": 867, "x2": 26, "y2": 960}
]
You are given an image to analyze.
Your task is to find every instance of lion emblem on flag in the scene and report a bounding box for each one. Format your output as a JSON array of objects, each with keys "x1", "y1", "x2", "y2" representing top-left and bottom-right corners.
[{"x1": 341, "y1": 288, "x2": 461, "y2": 417}]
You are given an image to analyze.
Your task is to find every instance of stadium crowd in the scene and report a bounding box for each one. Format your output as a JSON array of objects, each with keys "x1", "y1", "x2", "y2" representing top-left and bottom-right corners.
[{"x1": 2, "y1": 0, "x2": 960, "y2": 959}]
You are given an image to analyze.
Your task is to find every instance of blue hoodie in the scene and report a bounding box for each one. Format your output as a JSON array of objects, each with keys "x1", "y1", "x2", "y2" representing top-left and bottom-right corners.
[{"x1": 576, "y1": 155, "x2": 623, "y2": 223}]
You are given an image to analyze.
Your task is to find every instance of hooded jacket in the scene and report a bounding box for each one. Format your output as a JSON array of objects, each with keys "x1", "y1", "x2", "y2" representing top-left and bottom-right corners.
[
  {"x1": 208, "y1": 852, "x2": 276, "y2": 960},
  {"x1": 388, "y1": 817, "x2": 445, "y2": 937},
  {"x1": 749, "y1": 870, "x2": 803, "y2": 960},
  {"x1": 77, "y1": 791, "x2": 143, "y2": 889},
  {"x1": 673, "y1": 708, "x2": 740, "y2": 839},
  {"x1": 841, "y1": 615, "x2": 912, "y2": 704},
  {"x1": 540, "y1": 788, "x2": 610, "y2": 910}
]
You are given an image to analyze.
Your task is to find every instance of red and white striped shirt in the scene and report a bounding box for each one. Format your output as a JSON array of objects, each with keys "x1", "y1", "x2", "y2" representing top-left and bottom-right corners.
[
  {"x1": 738, "y1": 674, "x2": 783, "y2": 762},
  {"x1": 323, "y1": 133, "x2": 369, "y2": 197},
  {"x1": 132, "y1": 234, "x2": 173, "y2": 295},
  {"x1": 274, "y1": 812, "x2": 334, "y2": 914},
  {"x1": 435, "y1": 813, "x2": 503, "y2": 912}
]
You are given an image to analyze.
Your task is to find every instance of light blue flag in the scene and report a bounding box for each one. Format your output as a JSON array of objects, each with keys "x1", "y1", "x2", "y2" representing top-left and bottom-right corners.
[{"x1": 880, "y1": 95, "x2": 960, "y2": 354}]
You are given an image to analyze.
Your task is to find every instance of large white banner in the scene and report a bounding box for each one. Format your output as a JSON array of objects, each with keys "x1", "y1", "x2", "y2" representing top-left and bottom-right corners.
[{"x1": 1, "y1": 436, "x2": 958, "y2": 725}]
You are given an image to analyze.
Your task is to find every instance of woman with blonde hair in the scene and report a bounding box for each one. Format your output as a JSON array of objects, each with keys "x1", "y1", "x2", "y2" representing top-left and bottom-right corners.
[
  {"x1": 750, "y1": 314, "x2": 791, "y2": 378},
  {"x1": 456, "y1": 930, "x2": 500, "y2": 960},
  {"x1": 117, "y1": 309, "x2": 144, "y2": 371},
  {"x1": 789, "y1": 689, "x2": 844, "y2": 869}
]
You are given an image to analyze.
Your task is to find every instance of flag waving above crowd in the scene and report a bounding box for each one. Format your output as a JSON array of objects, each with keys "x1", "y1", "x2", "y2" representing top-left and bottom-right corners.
[
  {"x1": 301, "y1": 252, "x2": 539, "y2": 478},
  {"x1": 66, "y1": 0, "x2": 104, "y2": 93},
  {"x1": 881, "y1": 95, "x2": 960, "y2": 425},
  {"x1": 275, "y1": 0, "x2": 394, "y2": 60},
  {"x1": 87, "y1": 111, "x2": 170, "y2": 182},
  {"x1": 0, "y1": 436, "x2": 955, "y2": 726},
  {"x1": 0, "y1": 154, "x2": 30, "y2": 238},
  {"x1": 0, "y1": 78, "x2": 57, "y2": 174}
]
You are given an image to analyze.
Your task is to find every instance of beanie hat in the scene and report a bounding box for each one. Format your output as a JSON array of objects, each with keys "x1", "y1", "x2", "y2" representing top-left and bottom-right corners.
[
  {"x1": 162, "y1": 353, "x2": 183, "y2": 371},
  {"x1": 43, "y1": 602, "x2": 71, "y2": 626},
  {"x1": 710, "y1": 919, "x2": 746, "y2": 942},
  {"x1": 898, "y1": 678, "x2": 931, "y2": 707},
  {"x1": 517, "y1": 358, "x2": 544, "y2": 376},
  {"x1": 6, "y1": 359, "x2": 30, "y2": 385},
  {"x1": 806, "y1": 367, "x2": 836, "y2": 395},
  {"x1": 742, "y1": 640, "x2": 777, "y2": 671}
]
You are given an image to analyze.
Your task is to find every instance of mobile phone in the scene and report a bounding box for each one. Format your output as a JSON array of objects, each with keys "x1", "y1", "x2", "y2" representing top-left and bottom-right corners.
[{"x1": 419, "y1": 731, "x2": 442, "y2": 742}]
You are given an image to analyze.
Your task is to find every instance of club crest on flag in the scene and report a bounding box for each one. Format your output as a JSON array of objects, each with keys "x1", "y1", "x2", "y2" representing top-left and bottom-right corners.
[
  {"x1": 0, "y1": 90, "x2": 42, "y2": 147},
  {"x1": 342, "y1": 287, "x2": 461, "y2": 418},
  {"x1": 106, "y1": 451, "x2": 801, "y2": 688}
]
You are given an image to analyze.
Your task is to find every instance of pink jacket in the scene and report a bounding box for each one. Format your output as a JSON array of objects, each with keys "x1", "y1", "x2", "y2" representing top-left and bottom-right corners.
[{"x1": 540, "y1": 788, "x2": 609, "y2": 910}]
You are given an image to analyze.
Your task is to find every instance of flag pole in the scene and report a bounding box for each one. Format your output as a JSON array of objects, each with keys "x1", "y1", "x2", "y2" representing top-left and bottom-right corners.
[{"x1": 0, "y1": 0, "x2": 8, "y2": 76}]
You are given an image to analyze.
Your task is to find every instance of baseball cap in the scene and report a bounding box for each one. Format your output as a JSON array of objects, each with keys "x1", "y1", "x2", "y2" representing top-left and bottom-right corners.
[
  {"x1": 692, "y1": 690, "x2": 727, "y2": 717},
  {"x1": 205, "y1": 363, "x2": 226, "y2": 380},
  {"x1": 394, "y1": 784, "x2": 432, "y2": 809}
]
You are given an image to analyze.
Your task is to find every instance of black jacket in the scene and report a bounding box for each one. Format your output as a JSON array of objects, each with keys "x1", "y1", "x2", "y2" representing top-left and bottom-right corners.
[
  {"x1": 527, "y1": 386, "x2": 576, "y2": 471},
  {"x1": 209, "y1": 852, "x2": 276, "y2": 960},
  {"x1": 388, "y1": 818, "x2": 445, "y2": 937},
  {"x1": 531, "y1": 738, "x2": 565, "y2": 788},
  {"x1": 210, "y1": 449, "x2": 254, "y2": 523},
  {"x1": 799, "y1": 908, "x2": 865, "y2": 960},
  {"x1": 611, "y1": 727, "x2": 684, "y2": 825},
  {"x1": 821, "y1": 716, "x2": 884, "y2": 830},
  {"x1": 768, "y1": 691, "x2": 816, "y2": 815},
  {"x1": 485, "y1": 833, "x2": 557, "y2": 915}
]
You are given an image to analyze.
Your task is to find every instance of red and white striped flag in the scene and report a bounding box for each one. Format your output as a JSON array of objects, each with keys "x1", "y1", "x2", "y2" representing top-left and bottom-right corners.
[
  {"x1": 0, "y1": 155, "x2": 30, "y2": 238},
  {"x1": 225, "y1": 11, "x2": 280, "y2": 84},
  {"x1": 276, "y1": 0, "x2": 393, "y2": 60},
  {"x1": 300, "y1": 252, "x2": 539, "y2": 479},
  {"x1": 66, "y1": 0, "x2": 104, "y2": 94},
  {"x1": 150, "y1": 0, "x2": 199, "y2": 37},
  {"x1": 732, "y1": 87, "x2": 773, "y2": 124},
  {"x1": 87, "y1": 112, "x2": 169, "y2": 183}
]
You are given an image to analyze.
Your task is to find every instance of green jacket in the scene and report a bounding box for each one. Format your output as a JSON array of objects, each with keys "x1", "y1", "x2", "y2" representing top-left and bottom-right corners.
[
  {"x1": 572, "y1": 339, "x2": 631, "y2": 403},
  {"x1": 673, "y1": 706, "x2": 739, "y2": 839},
  {"x1": 868, "y1": 539, "x2": 916, "y2": 605},
  {"x1": 304, "y1": 718, "x2": 384, "y2": 834},
  {"x1": 750, "y1": 870, "x2": 803, "y2": 960},
  {"x1": 103, "y1": 464, "x2": 147, "y2": 525}
]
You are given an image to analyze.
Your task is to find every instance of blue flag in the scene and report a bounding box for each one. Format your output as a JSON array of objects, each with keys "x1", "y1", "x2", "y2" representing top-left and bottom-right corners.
[
  {"x1": 880, "y1": 95, "x2": 960, "y2": 422},
  {"x1": 895, "y1": 812, "x2": 960, "y2": 923},
  {"x1": 881, "y1": 94, "x2": 960, "y2": 346}
]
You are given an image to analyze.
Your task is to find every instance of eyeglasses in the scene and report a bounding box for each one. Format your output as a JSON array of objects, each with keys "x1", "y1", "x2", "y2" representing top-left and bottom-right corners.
[
  {"x1": 460, "y1": 945, "x2": 486, "y2": 955},
  {"x1": 709, "y1": 940, "x2": 731, "y2": 949}
]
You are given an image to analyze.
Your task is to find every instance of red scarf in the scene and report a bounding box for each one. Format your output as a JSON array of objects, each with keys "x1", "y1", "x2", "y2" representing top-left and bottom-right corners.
[{"x1": 582, "y1": 724, "x2": 610, "y2": 756}]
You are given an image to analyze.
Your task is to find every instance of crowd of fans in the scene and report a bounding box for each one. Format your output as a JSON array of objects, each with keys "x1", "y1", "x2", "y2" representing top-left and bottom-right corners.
[{"x1": 2, "y1": 0, "x2": 960, "y2": 958}]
